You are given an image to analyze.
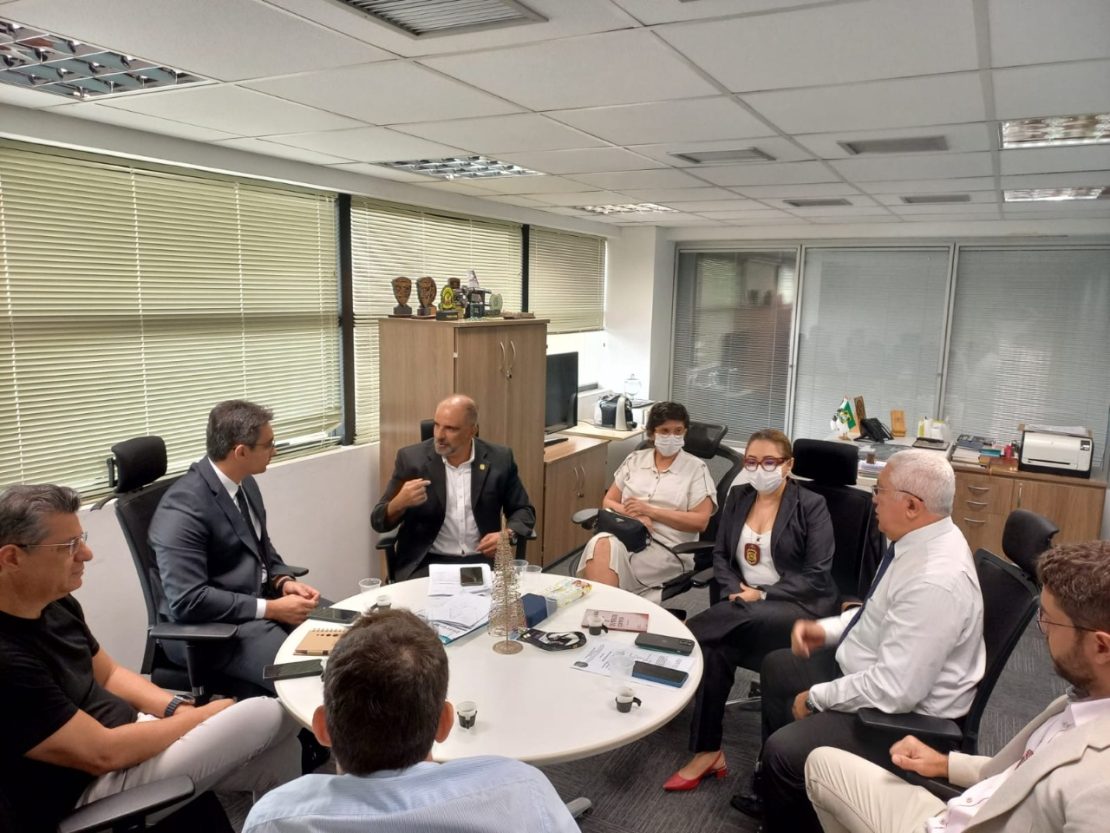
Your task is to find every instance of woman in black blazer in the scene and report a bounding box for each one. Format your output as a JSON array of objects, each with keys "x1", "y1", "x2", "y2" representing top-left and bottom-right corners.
[{"x1": 663, "y1": 429, "x2": 838, "y2": 791}]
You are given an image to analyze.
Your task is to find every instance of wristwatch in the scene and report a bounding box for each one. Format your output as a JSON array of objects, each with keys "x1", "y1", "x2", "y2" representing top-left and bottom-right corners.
[
  {"x1": 758, "y1": 589, "x2": 768, "y2": 601},
  {"x1": 804, "y1": 695, "x2": 819, "y2": 715},
  {"x1": 164, "y1": 694, "x2": 195, "y2": 717}
]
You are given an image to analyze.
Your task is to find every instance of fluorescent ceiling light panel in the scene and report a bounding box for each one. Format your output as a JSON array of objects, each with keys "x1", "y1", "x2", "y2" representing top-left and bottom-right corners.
[
  {"x1": 336, "y1": 0, "x2": 545, "y2": 37},
  {"x1": 669, "y1": 147, "x2": 776, "y2": 164},
  {"x1": 839, "y1": 136, "x2": 949, "y2": 155},
  {"x1": 1000, "y1": 113, "x2": 1110, "y2": 149},
  {"x1": 1003, "y1": 187, "x2": 1106, "y2": 202},
  {"x1": 783, "y1": 198, "x2": 852, "y2": 208},
  {"x1": 377, "y1": 155, "x2": 543, "y2": 180},
  {"x1": 901, "y1": 194, "x2": 972, "y2": 204},
  {"x1": 0, "y1": 18, "x2": 203, "y2": 100},
  {"x1": 574, "y1": 203, "x2": 678, "y2": 215}
]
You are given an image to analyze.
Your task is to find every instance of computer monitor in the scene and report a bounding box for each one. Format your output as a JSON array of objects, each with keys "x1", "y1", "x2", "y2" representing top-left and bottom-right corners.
[{"x1": 545, "y1": 352, "x2": 578, "y2": 434}]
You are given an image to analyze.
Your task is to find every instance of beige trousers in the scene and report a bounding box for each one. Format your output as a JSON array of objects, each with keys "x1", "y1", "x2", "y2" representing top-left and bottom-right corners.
[{"x1": 805, "y1": 746, "x2": 947, "y2": 833}]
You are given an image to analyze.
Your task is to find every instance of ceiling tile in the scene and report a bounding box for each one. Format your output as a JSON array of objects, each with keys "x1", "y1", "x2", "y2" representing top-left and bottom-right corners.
[
  {"x1": 410, "y1": 181, "x2": 500, "y2": 197},
  {"x1": 785, "y1": 204, "x2": 894, "y2": 218},
  {"x1": 549, "y1": 98, "x2": 773, "y2": 146},
  {"x1": 244, "y1": 62, "x2": 522, "y2": 126},
  {"x1": 1001, "y1": 172, "x2": 1110, "y2": 189},
  {"x1": 811, "y1": 215, "x2": 903, "y2": 224},
  {"x1": 568, "y1": 169, "x2": 706, "y2": 190},
  {"x1": 763, "y1": 195, "x2": 880, "y2": 211},
  {"x1": 657, "y1": 0, "x2": 977, "y2": 92},
  {"x1": 462, "y1": 175, "x2": 601, "y2": 195},
  {"x1": 1004, "y1": 201, "x2": 1110, "y2": 215},
  {"x1": 742, "y1": 74, "x2": 985, "y2": 134},
  {"x1": 617, "y1": 187, "x2": 739, "y2": 203},
  {"x1": 859, "y1": 177, "x2": 997, "y2": 194},
  {"x1": 695, "y1": 209, "x2": 796, "y2": 220},
  {"x1": 325, "y1": 162, "x2": 435, "y2": 183},
  {"x1": 889, "y1": 203, "x2": 1000, "y2": 215},
  {"x1": 990, "y1": 0, "x2": 1110, "y2": 67},
  {"x1": 660, "y1": 199, "x2": 760, "y2": 212},
  {"x1": 999, "y1": 144, "x2": 1110, "y2": 175},
  {"x1": 99, "y1": 86, "x2": 363, "y2": 136},
  {"x1": 732, "y1": 182, "x2": 862, "y2": 198},
  {"x1": 532, "y1": 191, "x2": 630, "y2": 207},
  {"x1": 628, "y1": 137, "x2": 814, "y2": 167},
  {"x1": 689, "y1": 160, "x2": 838, "y2": 187},
  {"x1": 796, "y1": 123, "x2": 993, "y2": 160},
  {"x1": 2, "y1": 0, "x2": 391, "y2": 81},
  {"x1": 420, "y1": 29, "x2": 719, "y2": 111},
  {"x1": 214, "y1": 137, "x2": 354, "y2": 164},
  {"x1": 830, "y1": 151, "x2": 994, "y2": 182},
  {"x1": 48, "y1": 101, "x2": 237, "y2": 141},
  {"x1": 390, "y1": 114, "x2": 605, "y2": 154},
  {"x1": 609, "y1": 0, "x2": 818, "y2": 25},
  {"x1": 899, "y1": 213, "x2": 1003, "y2": 223},
  {"x1": 873, "y1": 191, "x2": 999, "y2": 206},
  {"x1": 993, "y1": 60, "x2": 1110, "y2": 120},
  {"x1": 481, "y1": 195, "x2": 546, "y2": 207},
  {"x1": 265, "y1": 127, "x2": 464, "y2": 163},
  {"x1": 496, "y1": 147, "x2": 663, "y2": 175},
  {"x1": 0, "y1": 84, "x2": 65, "y2": 109},
  {"x1": 711, "y1": 215, "x2": 813, "y2": 225}
]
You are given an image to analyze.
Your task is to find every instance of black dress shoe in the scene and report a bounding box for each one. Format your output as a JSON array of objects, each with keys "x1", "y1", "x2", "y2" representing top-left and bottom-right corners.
[{"x1": 730, "y1": 788, "x2": 764, "y2": 819}]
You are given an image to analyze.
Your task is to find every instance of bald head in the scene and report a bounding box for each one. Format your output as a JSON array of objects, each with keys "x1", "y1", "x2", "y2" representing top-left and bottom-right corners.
[
  {"x1": 438, "y1": 395, "x2": 478, "y2": 427},
  {"x1": 433, "y1": 395, "x2": 479, "y2": 466}
]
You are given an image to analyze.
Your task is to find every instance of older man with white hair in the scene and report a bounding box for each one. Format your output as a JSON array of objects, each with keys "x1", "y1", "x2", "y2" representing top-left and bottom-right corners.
[{"x1": 733, "y1": 449, "x2": 985, "y2": 833}]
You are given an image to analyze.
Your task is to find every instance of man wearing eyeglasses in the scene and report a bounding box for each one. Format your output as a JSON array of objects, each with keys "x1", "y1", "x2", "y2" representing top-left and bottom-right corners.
[
  {"x1": 0, "y1": 484, "x2": 299, "y2": 833},
  {"x1": 806, "y1": 539, "x2": 1110, "y2": 833},
  {"x1": 736, "y1": 449, "x2": 985, "y2": 833},
  {"x1": 150, "y1": 400, "x2": 321, "y2": 695}
]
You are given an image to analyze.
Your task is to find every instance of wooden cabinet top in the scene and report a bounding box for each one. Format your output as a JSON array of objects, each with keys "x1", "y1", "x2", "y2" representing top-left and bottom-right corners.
[
  {"x1": 952, "y1": 461, "x2": 1107, "y2": 491},
  {"x1": 378, "y1": 317, "x2": 548, "y2": 329},
  {"x1": 544, "y1": 435, "x2": 607, "y2": 464}
]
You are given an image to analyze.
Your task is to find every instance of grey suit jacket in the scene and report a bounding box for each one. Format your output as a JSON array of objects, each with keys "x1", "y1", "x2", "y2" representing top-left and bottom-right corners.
[
  {"x1": 149, "y1": 458, "x2": 293, "y2": 624},
  {"x1": 948, "y1": 694, "x2": 1110, "y2": 833}
]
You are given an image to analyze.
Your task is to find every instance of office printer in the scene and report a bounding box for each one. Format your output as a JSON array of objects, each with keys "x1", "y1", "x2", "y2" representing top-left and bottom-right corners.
[{"x1": 1019, "y1": 429, "x2": 1093, "y2": 478}]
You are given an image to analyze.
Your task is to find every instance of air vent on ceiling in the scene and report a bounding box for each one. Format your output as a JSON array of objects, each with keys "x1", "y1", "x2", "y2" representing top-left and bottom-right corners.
[
  {"x1": 784, "y1": 198, "x2": 852, "y2": 208},
  {"x1": 901, "y1": 194, "x2": 972, "y2": 204},
  {"x1": 336, "y1": 0, "x2": 546, "y2": 37},
  {"x1": 670, "y1": 147, "x2": 775, "y2": 164},
  {"x1": 838, "y1": 136, "x2": 949, "y2": 155}
]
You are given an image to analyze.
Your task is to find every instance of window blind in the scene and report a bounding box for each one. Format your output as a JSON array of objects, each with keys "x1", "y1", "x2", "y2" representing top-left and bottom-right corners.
[
  {"x1": 671, "y1": 250, "x2": 796, "y2": 443},
  {"x1": 944, "y1": 247, "x2": 1110, "y2": 459},
  {"x1": 349, "y1": 198, "x2": 522, "y2": 443},
  {"x1": 528, "y1": 227, "x2": 605, "y2": 333},
  {"x1": 0, "y1": 144, "x2": 340, "y2": 495},
  {"x1": 792, "y1": 247, "x2": 950, "y2": 440}
]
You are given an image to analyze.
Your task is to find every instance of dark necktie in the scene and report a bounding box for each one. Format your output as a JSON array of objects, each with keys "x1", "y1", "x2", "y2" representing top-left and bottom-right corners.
[
  {"x1": 235, "y1": 488, "x2": 260, "y2": 549},
  {"x1": 840, "y1": 541, "x2": 896, "y2": 644}
]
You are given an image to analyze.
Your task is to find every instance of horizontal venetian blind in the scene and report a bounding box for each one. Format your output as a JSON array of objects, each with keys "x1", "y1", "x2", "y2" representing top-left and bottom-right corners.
[
  {"x1": 349, "y1": 198, "x2": 522, "y2": 443},
  {"x1": 528, "y1": 227, "x2": 605, "y2": 332},
  {"x1": 0, "y1": 144, "x2": 340, "y2": 495}
]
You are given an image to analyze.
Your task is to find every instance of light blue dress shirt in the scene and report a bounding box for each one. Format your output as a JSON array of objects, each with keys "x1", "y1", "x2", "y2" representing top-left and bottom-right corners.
[{"x1": 243, "y1": 755, "x2": 579, "y2": 833}]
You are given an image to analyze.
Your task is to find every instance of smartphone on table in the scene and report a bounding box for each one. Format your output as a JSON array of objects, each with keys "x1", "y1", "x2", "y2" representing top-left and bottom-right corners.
[
  {"x1": 634, "y1": 631, "x2": 695, "y2": 656},
  {"x1": 632, "y1": 660, "x2": 689, "y2": 688},
  {"x1": 460, "y1": 566, "x2": 484, "y2": 587},
  {"x1": 306, "y1": 606, "x2": 359, "y2": 625},
  {"x1": 262, "y1": 659, "x2": 324, "y2": 681}
]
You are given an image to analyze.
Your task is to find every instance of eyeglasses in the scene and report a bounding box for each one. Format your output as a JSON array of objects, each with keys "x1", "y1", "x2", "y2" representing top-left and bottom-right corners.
[
  {"x1": 1036, "y1": 607, "x2": 1100, "y2": 635},
  {"x1": 743, "y1": 456, "x2": 787, "y2": 472},
  {"x1": 871, "y1": 484, "x2": 925, "y2": 503},
  {"x1": 14, "y1": 531, "x2": 89, "y2": 557},
  {"x1": 250, "y1": 439, "x2": 276, "y2": 450}
]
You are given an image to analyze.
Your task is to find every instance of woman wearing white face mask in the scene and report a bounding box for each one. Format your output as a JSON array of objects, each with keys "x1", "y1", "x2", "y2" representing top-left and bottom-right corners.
[
  {"x1": 664, "y1": 429, "x2": 838, "y2": 793},
  {"x1": 576, "y1": 401, "x2": 717, "y2": 600}
]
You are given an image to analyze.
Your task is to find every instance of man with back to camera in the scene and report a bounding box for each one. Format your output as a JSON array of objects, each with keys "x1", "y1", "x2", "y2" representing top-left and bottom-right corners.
[
  {"x1": 150, "y1": 399, "x2": 322, "y2": 695},
  {"x1": 0, "y1": 484, "x2": 300, "y2": 833},
  {"x1": 371, "y1": 394, "x2": 535, "y2": 580},
  {"x1": 806, "y1": 539, "x2": 1110, "y2": 833},
  {"x1": 735, "y1": 449, "x2": 985, "y2": 833},
  {"x1": 242, "y1": 608, "x2": 580, "y2": 832}
]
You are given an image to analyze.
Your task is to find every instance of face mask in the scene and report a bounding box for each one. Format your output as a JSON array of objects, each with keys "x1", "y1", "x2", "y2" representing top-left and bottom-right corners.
[
  {"x1": 653, "y1": 435, "x2": 685, "y2": 457},
  {"x1": 751, "y1": 466, "x2": 784, "y2": 494}
]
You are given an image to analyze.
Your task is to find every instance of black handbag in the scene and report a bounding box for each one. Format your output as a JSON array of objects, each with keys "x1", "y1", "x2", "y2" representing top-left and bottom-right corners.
[{"x1": 595, "y1": 508, "x2": 652, "y2": 553}]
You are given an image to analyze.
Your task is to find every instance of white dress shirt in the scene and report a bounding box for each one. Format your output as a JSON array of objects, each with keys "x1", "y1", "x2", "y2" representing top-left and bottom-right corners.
[
  {"x1": 208, "y1": 459, "x2": 267, "y2": 619},
  {"x1": 429, "y1": 443, "x2": 481, "y2": 556},
  {"x1": 809, "y1": 516, "x2": 985, "y2": 717}
]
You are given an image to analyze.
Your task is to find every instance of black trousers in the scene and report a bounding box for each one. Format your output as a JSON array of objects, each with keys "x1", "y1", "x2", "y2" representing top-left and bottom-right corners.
[
  {"x1": 164, "y1": 617, "x2": 291, "y2": 696},
  {"x1": 686, "y1": 598, "x2": 808, "y2": 752},
  {"x1": 757, "y1": 648, "x2": 903, "y2": 833}
]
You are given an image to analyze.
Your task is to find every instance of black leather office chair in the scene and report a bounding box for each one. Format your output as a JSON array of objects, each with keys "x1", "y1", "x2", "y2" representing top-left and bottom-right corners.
[
  {"x1": 571, "y1": 422, "x2": 743, "y2": 605},
  {"x1": 1001, "y1": 508, "x2": 1059, "y2": 585},
  {"x1": 57, "y1": 776, "x2": 233, "y2": 833}
]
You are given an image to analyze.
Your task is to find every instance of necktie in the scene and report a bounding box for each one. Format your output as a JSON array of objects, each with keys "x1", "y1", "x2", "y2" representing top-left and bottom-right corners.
[
  {"x1": 235, "y1": 488, "x2": 260, "y2": 549},
  {"x1": 839, "y1": 541, "x2": 896, "y2": 644}
]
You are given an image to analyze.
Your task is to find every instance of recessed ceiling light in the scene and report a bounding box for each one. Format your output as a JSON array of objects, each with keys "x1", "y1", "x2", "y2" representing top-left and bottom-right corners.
[
  {"x1": 839, "y1": 136, "x2": 948, "y2": 155},
  {"x1": 574, "y1": 203, "x2": 678, "y2": 216},
  {"x1": 669, "y1": 147, "x2": 776, "y2": 164},
  {"x1": 901, "y1": 194, "x2": 971, "y2": 204},
  {"x1": 0, "y1": 17, "x2": 203, "y2": 99},
  {"x1": 1003, "y1": 187, "x2": 1106, "y2": 202},
  {"x1": 377, "y1": 156, "x2": 543, "y2": 180},
  {"x1": 336, "y1": 0, "x2": 545, "y2": 38},
  {"x1": 784, "y1": 198, "x2": 852, "y2": 208},
  {"x1": 1001, "y1": 114, "x2": 1110, "y2": 149}
]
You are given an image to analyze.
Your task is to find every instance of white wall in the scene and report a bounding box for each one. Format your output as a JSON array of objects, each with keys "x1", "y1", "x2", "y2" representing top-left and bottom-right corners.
[
  {"x1": 77, "y1": 444, "x2": 379, "y2": 672},
  {"x1": 546, "y1": 330, "x2": 607, "y2": 388}
]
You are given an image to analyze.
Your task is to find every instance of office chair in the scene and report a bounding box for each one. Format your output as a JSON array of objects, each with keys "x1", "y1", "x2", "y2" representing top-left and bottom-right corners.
[
  {"x1": 99, "y1": 436, "x2": 306, "y2": 703},
  {"x1": 374, "y1": 419, "x2": 536, "y2": 582},
  {"x1": 571, "y1": 422, "x2": 743, "y2": 605},
  {"x1": 57, "y1": 776, "x2": 233, "y2": 833},
  {"x1": 1000, "y1": 508, "x2": 1058, "y2": 585}
]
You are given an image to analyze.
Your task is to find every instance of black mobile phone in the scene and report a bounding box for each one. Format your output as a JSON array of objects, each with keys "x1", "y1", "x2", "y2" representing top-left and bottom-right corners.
[
  {"x1": 634, "y1": 631, "x2": 695, "y2": 656},
  {"x1": 632, "y1": 660, "x2": 689, "y2": 688},
  {"x1": 262, "y1": 659, "x2": 324, "y2": 681},
  {"x1": 460, "y1": 566, "x2": 484, "y2": 587},
  {"x1": 306, "y1": 606, "x2": 359, "y2": 625}
]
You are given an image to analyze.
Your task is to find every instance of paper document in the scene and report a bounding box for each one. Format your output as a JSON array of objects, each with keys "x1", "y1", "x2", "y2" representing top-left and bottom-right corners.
[
  {"x1": 425, "y1": 593, "x2": 490, "y2": 630},
  {"x1": 427, "y1": 563, "x2": 492, "y2": 596},
  {"x1": 570, "y1": 637, "x2": 695, "y2": 689},
  {"x1": 1024, "y1": 424, "x2": 1090, "y2": 438}
]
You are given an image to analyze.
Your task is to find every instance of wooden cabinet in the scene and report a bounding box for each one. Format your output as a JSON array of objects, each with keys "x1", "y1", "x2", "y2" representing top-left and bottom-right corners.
[
  {"x1": 378, "y1": 318, "x2": 547, "y2": 549},
  {"x1": 952, "y1": 464, "x2": 1106, "y2": 554},
  {"x1": 540, "y1": 437, "x2": 608, "y2": 567}
]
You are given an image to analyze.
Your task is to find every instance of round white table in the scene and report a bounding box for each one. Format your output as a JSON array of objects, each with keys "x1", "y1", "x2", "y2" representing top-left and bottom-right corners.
[{"x1": 274, "y1": 575, "x2": 703, "y2": 766}]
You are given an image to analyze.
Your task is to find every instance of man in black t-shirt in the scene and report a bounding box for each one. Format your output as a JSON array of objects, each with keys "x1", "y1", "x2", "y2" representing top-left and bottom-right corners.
[{"x1": 0, "y1": 484, "x2": 300, "y2": 833}]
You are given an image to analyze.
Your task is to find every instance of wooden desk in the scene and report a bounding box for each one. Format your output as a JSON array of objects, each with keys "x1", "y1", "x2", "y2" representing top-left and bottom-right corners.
[{"x1": 563, "y1": 421, "x2": 645, "y2": 442}]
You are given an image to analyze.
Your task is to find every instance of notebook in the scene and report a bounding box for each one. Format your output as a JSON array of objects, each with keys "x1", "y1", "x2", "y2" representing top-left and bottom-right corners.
[{"x1": 293, "y1": 628, "x2": 344, "y2": 656}]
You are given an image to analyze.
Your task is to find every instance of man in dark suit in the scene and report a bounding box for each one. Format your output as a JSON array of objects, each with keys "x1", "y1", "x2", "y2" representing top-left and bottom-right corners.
[
  {"x1": 150, "y1": 400, "x2": 321, "y2": 695},
  {"x1": 372, "y1": 394, "x2": 535, "y2": 581}
]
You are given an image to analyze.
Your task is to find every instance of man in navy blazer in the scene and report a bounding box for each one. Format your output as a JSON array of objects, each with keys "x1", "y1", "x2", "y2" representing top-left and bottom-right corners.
[
  {"x1": 372, "y1": 394, "x2": 535, "y2": 581},
  {"x1": 150, "y1": 400, "x2": 321, "y2": 694}
]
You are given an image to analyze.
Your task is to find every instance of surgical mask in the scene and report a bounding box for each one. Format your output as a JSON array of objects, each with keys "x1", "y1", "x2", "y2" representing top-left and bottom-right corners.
[
  {"x1": 653, "y1": 435, "x2": 685, "y2": 457},
  {"x1": 751, "y1": 466, "x2": 784, "y2": 494}
]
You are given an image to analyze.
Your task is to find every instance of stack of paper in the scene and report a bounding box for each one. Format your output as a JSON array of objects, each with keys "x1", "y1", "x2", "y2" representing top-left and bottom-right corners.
[
  {"x1": 424, "y1": 593, "x2": 491, "y2": 644},
  {"x1": 427, "y1": 563, "x2": 491, "y2": 596}
]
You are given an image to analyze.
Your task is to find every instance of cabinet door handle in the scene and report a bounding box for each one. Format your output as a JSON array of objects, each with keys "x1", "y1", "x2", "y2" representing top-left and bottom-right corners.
[
  {"x1": 498, "y1": 340, "x2": 508, "y2": 378},
  {"x1": 967, "y1": 485, "x2": 990, "y2": 494},
  {"x1": 508, "y1": 339, "x2": 517, "y2": 379},
  {"x1": 962, "y1": 517, "x2": 986, "y2": 526},
  {"x1": 965, "y1": 500, "x2": 988, "y2": 509},
  {"x1": 1016, "y1": 483, "x2": 1022, "y2": 508}
]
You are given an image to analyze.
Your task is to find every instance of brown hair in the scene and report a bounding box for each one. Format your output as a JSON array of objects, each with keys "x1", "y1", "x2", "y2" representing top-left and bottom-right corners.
[
  {"x1": 322, "y1": 609, "x2": 448, "y2": 774},
  {"x1": 746, "y1": 429, "x2": 792, "y2": 460},
  {"x1": 1037, "y1": 540, "x2": 1110, "y2": 631},
  {"x1": 646, "y1": 401, "x2": 690, "y2": 434}
]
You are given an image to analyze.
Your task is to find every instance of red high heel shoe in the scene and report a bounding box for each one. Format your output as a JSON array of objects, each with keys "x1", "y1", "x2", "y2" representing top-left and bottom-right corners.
[{"x1": 662, "y1": 753, "x2": 728, "y2": 791}]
